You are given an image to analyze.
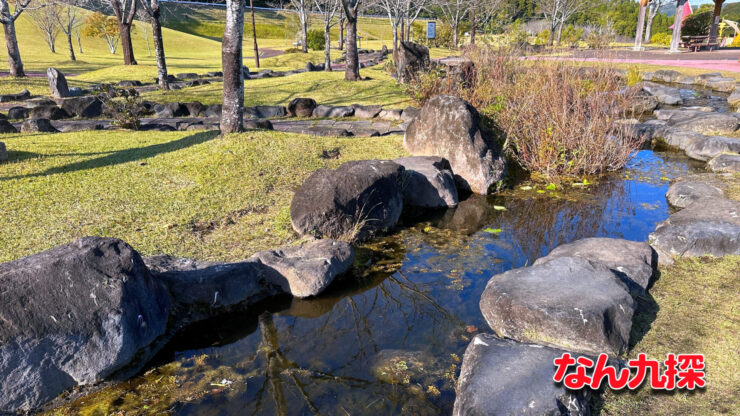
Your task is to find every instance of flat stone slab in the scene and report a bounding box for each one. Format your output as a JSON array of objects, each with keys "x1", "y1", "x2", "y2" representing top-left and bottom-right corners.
[
  {"x1": 685, "y1": 135, "x2": 740, "y2": 161},
  {"x1": 642, "y1": 81, "x2": 682, "y2": 105},
  {"x1": 453, "y1": 334, "x2": 591, "y2": 416},
  {"x1": 480, "y1": 256, "x2": 634, "y2": 355},
  {"x1": 708, "y1": 153, "x2": 740, "y2": 173},
  {"x1": 666, "y1": 178, "x2": 726, "y2": 209},
  {"x1": 671, "y1": 113, "x2": 739, "y2": 135}
]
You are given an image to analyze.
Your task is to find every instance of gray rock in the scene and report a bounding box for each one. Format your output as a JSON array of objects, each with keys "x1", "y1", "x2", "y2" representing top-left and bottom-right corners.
[
  {"x1": 654, "y1": 127, "x2": 707, "y2": 150},
  {"x1": 287, "y1": 98, "x2": 317, "y2": 117},
  {"x1": 676, "y1": 75, "x2": 697, "y2": 84},
  {"x1": 650, "y1": 197, "x2": 740, "y2": 259},
  {"x1": 306, "y1": 126, "x2": 352, "y2": 137},
  {"x1": 0, "y1": 237, "x2": 170, "y2": 414},
  {"x1": 352, "y1": 104, "x2": 382, "y2": 119},
  {"x1": 251, "y1": 239, "x2": 354, "y2": 298},
  {"x1": 7, "y1": 106, "x2": 27, "y2": 120},
  {"x1": 117, "y1": 80, "x2": 142, "y2": 87},
  {"x1": 404, "y1": 95, "x2": 506, "y2": 195},
  {"x1": 534, "y1": 238, "x2": 656, "y2": 295},
  {"x1": 30, "y1": 105, "x2": 70, "y2": 120},
  {"x1": 379, "y1": 108, "x2": 403, "y2": 121},
  {"x1": 204, "y1": 104, "x2": 222, "y2": 117},
  {"x1": 672, "y1": 113, "x2": 739, "y2": 135},
  {"x1": 313, "y1": 105, "x2": 355, "y2": 118},
  {"x1": 480, "y1": 256, "x2": 634, "y2": 355},
  {"x1": 630, "y1": 92, "x2": 659, "y2": 114},
  {"x1": 47, "y1": 67, "x2": 70, "y2": 98},
  {"x1": 729, "y1": 89, "x2": 740, "y2": 106},
  {"x1": 176, "y1": 73, "x2": 199, "y2": 79},
  {"x1": 0, "y1": 89, "x2": 31, "y2": 103},
  {"x1": 0, "y1": 141, "x2": 7, "y2": 160},
  {"x1": 56, "y1": 121, "x2": 108, "y2": 132},
  {"x1": 242, "y1": 66, "x2": 251, "y2": 79},
  {"x1": 153, "y1": 102, "x2": 188, "y2": 118},
  {"x1": 401, "y1": 106, "x2": 420, "y2": 122},
  {"x1": 641, "y1": 81, "x2": 683, "y2": 105},
  {"x1": 708, "y1": 153, "x2": 740, "y2": 173},
  {"x1": 685, "y1": 135, "x2": 740, "y2": 161},
  {"x1": 184, "y1": 101, "x2": 205, "y2": 117},
  {"x1": 21, "y1": 119, "x2": 59, "y2": 133},
  {"x1": 394, "y1": 156, "x2": 459, "y2": 209},
  {"x1": 696, "y1": 72, "x2": 723, "y2": 83},
  {"x1": 245, "y1": 105, "x2": 287, "y2": 118},
  {"x1": 0, "y1": 120, "x2": 17, "y2": 134},
  {"x1": 393, "y1": 41, "x2": 430, "y2": 83},
  {"x1": 703, "y1": 77, "x2": 736, "y2": 92},
  {"x1": 453, "y1": 334, "x2": 591, "y2": 416},
  {"x1": 290, "y1": 160, "x2": 405, "y2": 242},
  {"x1": 666, "y1": 179, "x2": 726, "y2": 209},
  {"x1": 205, "y1": 71, "x2": 223, "y2": 77},
  {"x1": 649, "y1": 69, "x2": 682, "y2": 83},
  {"x1": 58, "y1": 97, "x2": 103, "y2": 118},
  {"x1": 243, "y1": 119, "x2": 273, "y2": 130}
]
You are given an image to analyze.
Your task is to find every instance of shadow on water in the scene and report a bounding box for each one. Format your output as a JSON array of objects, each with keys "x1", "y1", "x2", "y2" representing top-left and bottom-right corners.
[{"x1": 62, "y1": 150, "x2": 697, "y2": 415}]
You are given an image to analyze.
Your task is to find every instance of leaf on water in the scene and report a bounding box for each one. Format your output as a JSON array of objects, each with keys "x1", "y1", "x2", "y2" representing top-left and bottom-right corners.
[
  {"x1": 520, "y1": 186, "x2": 533, "y2": 191},
  {"x1": 484, "y1": 228, "x2": 502, "y2": 234},
  {"x1": 536, "y1": 190, "x2": 546, "y2": 194},
  {"x1": 660, "y1": 176, "x2": 670, "y2": 181},
  {"x1": 546, "y1": 183, "x2": 557, "y2": 191},
  {"x1": 493, "y1": 205, "x2": 507, "y2": 211}
]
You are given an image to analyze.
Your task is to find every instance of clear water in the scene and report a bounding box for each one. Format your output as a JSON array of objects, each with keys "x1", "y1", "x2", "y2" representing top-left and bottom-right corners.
[{"x1": 61, "y1": 150, "x2": 702, "y2": 415}]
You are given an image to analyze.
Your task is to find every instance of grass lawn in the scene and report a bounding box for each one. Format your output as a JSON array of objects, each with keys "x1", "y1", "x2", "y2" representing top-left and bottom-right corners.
[{"x1": 0, "y1": 130, "x2": 407, "y2": 264}]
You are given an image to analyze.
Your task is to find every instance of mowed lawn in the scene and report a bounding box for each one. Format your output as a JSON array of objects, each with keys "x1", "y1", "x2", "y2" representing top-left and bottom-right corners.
[{"x1": 0, "y1": 130, "x2": 407, "y2": 263}]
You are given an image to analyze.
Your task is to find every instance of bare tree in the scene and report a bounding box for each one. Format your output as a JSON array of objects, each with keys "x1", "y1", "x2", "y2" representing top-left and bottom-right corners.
[
  {"x1": 634, "y1": 0, "x2": 647, "y2": 50},
  {"x1": 74, "y1": 27, "x2": 83, "y2": 53},
  {"x1": 469, "y1": 0, "x2": 505, "y2": 45},
  {"x1": 434, "y1": 0, "x2": 468, "y2": 48},
  {"x1": 1, "y1": 0, "x2": 32, "y2": 77},
  {"x1": 140, "y1": 0, "x2": 170, "y2": 89},
  {"x1": 221, "y1": 0, "x2": 245, "y2": 134},
  {"x1": 110, "y1": 0, "x2": 137, "y2": 65},
  {"x1": 313, "y1": 0, "x2": 340, "y2": 71},
  {"x1": 644, "y1": 0, "x2": 665, "y2": 43},
  {"x1": 402, "y1": 0, "x2": 426, "y2": 41},
  {"x1": 341, "y1": 0, "x2": 361, "y2": 80},
  {"x1": 288, "y1": 0, "x2": 311, "y2": 53},
  {"x1": 537, "y1": 0, "x2": 587, "y2": 45},
  {"x1": 249, "y1": 0, "x2": 260, "y2": 68},
  {"x1": 669, "y1": 0, "x2": 687, "y2": 53},
  {"x1": 338, "y1": 6, "x2": 344, "y2": 49},
  {"x1": 53, "y1": 0, "x2": 82, "y2": 61},
  {"x1": 27, "y1": 0, "x2": 61, "y2": 53},
  {"x1": 373, "y1": 0, "x2": 404, "y2": 52}
]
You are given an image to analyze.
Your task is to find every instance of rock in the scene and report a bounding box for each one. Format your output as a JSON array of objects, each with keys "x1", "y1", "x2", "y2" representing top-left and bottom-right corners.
[
  {"x1": 641, "y1": 81, "x2": 683, "y2": 105},
  {"x1": 352, "y1": 104, "x2": 382, "y2": 119},
  {"x1": 184, "y1": 101, "x2": 205, "y2": 117},
  {"x1": 243, "y1": 66, "x2": 251, "y2": 79},
  {"x1": 21, "y1": 119, "x2": 59, "y2": 133},
  {"x1": 144, "y1": 256, "x2": 283, "y2": 325},
  {"x1": 287, "y1": 98, "x2": 317, "y2": 117},
  {"x1": 650, "y1": 197, "x2": 740, "y2": 259},
  {"x1": 404, "y1": 95, "x2": 506, "y2": 195},
  {"x1": 0, "y1": 237, "x2": 170, "y2": 414},
  {"x1": 696, "y1": 72, "x2": 723, "y2": 83},
  {"x1": 176, "y1": 72, "x2": 199, "y2": 79},
  {"x1": 0, "y1": 120, "x2": 17, "y2": 134},
  {"x1": 401, "y1": 106, "x2": 420, "y2": 122},
  {"x1": 0, "y1": 141, "x2": 7, "y2": 160},
  {"x1": 703, "y1": 77, "x2": 736, "y2": 92},
  {"x1": 243, "y1": 119, "x2": 274, "y2": 130},
  {"x1": 47, "y1": 67, "x2": 70, "y2": 98},
  {"x1": 251, "y1": 239, "x2": 354, "y2": 298},
  {"x1": 305, "y1": 62, "x2": 322, "y2": 72},
  {"x1": 58, "y1": 97, "x2": 103, "y2": 118},
  {"x1": 205, "y1": 71, "x2": 223, "y2": 77},
  {"x1": 153, "y1": 102, "x2": 188, "y2": 118},
  {"x1": 534, "y1": 238, "x2": 656, "y2": 295},
  {"x1": 630, "y1": 92, "x2": 659, "y2": 115},
  {"x1": 313, "y1": 105, "x2": 355, "y2": 118},
  {"x1": 453, "y1": 334, "x2": 592, "y2": 416},
  {"x1": 393, "y1": 41, "x2": 430, "y2": 83},
  {"x1": 394, "y1": 156, "x2": 459, "y2": 209},
  {"x1": 671, "y1": 113, "x2": 739, "y2": 135},
  {"x1": 245, "y1": 105, "x2": 287, "y2": 118},
  {"x1": 729, "y1": 89, "x2": 740, "y2": 106},
  {"x1": 480, "y1": 256, "x2": 634, "y2": 355},
  {"x1": 305, "y1": 126, "x2": 352, "y2": 137},
  {"x1": 379, "y1": 108, "x2": 403, "y2": 121},
  {"x1": 30, "y1": 105, "x2": 70, "y2": 120},
  {"x1": 676, "y1": 75, "x2": 696, "y2": 84},
  {"x1": 7, "y1": 106, "x2": 27, "y2": 120},
  {"x1": 653, "y1": 127, "x2": 707, "y2": 150},
  {"x1": 666, "y1": 179, "x2": 726, "y2": 209},
  {"x1": 650, "y1": 69, "x2": 682, "y2": 83},
  {"x1": 290, "y1": 160, "x2": 405, "y2": 241},
  {"x1": 708, "y1": 153, "x2": 740, "y2": 173},
  {"x1": 204, "y1": 104, "x2": 222, "y2": 118},
  {"x1": 685, "y1": 135, "x2": 740, "y2": 161},
  {"x1": 0, "y1": 89, "x2": 31, "y2": 103},
  {"x1": 57, "y1": 121, "x2": 108, "y2": 132},
  {"x1": 117, "y1": 80, "x2": 142, "y2": 87}
]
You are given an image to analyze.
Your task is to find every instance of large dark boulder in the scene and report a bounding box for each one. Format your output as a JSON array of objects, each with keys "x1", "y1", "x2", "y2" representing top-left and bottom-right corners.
[
  {"x1": 394, "y1": 41, "x2": 430, "y2": 83},
  {"x1": 184, "y1": 101, "x2": 206, "y2": 117},
  {"x1": 453, "y1": 334, "x2": 592, "y2": 416},
  {"x1": 0, "y1": 237, "x2": 170, "y2": 414},
  {"x1": 153, "y1": 102, "x2": 188, "y2": 118},
  {"x1": 0, "y1": 120, "x2": 17, "y2": 134},
  {"x1": 290, "y1": 160, "x2": 405, "y2": 241},
  {"x1": 394, "y1": 156, "x2": 459, "y2": 209},
  {"x1": 480, "y1": 256, "x2": 634, "y2": 355},
  {"x1": 47, "y1": 67, "x2": 70, "y2": 98},
  {"x1": 287, "y1": 98, "x2": 318, "y2": 117},
  {"x1": 0, "y1": 89, "x2": 31, "y2": 103},
  {"x1": 58, "y1": 96, "x2": 104, "y2": 118},
  {"x1": 21, "y1": 119, "x2": 59, "y2": 133},
  {"x1": 534, "y1": 238, "x2": 657, "y2": 295},
  {"x1": 650, "y1": 197, "x2": 740, "y2": 260},
  {"x1": 30, "y1": 105, "x2": 70, "y2": 120},
  {"x1": 7, "y1": 106, "x2": 27, "y2": 120},
  {"x1": 404, "y1": 95, "x2": 506, "y2": 195}
]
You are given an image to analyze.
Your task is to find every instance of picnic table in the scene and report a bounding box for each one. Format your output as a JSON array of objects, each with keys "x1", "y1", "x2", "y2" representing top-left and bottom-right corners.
[{"x1": 680, "y1": 35, "x2": 719, "y2": 52}]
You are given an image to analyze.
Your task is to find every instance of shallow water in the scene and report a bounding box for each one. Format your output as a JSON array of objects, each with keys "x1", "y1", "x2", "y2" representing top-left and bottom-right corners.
[{"x1": 61, "y1": 150, "x2": 702, "y2": 416}]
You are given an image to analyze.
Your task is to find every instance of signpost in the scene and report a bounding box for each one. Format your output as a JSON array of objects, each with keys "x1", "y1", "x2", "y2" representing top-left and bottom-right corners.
[{"x1": 427, "y1": 21, "x2": 436, "y2": 40}]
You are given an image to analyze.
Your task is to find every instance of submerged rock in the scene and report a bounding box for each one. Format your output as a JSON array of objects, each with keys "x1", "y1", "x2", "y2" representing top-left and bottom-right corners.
[
  {"x1": 453, "y1": 334, "x2": 592, "y2": 416},
  {"x1": 404, "y1": 95, "x2": 506, "y2": 194},
  {"x1": 0, "y1": 237, "x2": 170, "y2": 414},
  {"x1": 480, "y1": 256, "x2": 634, "y2": 355},
  {"x1": 394, "y1": 156, "x2": 459, "y2": 209},
  {"x1": 534, "y1": 237, "x2": 656, "y2": 295}
]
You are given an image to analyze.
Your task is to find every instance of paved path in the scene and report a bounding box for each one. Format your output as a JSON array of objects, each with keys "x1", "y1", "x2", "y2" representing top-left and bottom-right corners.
[{"x1": 539, "y1": 49, "x2": 740, "y2": 73}]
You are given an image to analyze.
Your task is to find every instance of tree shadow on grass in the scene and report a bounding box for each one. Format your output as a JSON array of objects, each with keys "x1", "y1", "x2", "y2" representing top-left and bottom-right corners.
[{"x1": 1, "y1": 130, "x2": 219, "y2": 181}]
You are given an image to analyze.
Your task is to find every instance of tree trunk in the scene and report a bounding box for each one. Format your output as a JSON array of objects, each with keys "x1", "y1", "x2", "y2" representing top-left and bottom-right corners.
[
  {"x1": 221, "y1": 0, "x2": 245, "y2": 134},
  {"x1": 339, "y1": 9, "x2": 344, "y2": 50},
  {"x1": 634, "y1": 2, "x2": 646, "y2": 50},
  {"x1": 556, "y1": 22, "x2": 564, "y2": 45},
  {"x1": 77, "y1": 33, "x2": 83, "y2": 53},
  {"x1": 66, "y1": 32, "x2": 76, "y2": 61},
  {"x1": 669, "y1": 0, "x2": 686, "y2": 53},
  {"x1": 119, "y1": 22, "x2": 137, "y2": 65},
  {"x1": 452, "y1": 21, "x2": 459, "y2": 48},
  {"x1": 644, "y1": 8, "x2": 656, "y2": 43},
  {"x1": 548, "y1": 21, "x2": 556, "y2": 46},
  {"x1": 324, "y1": 23, "x2": 332, "y2": 71},
  {"x1": 709, "y1": 0, "x2": 724, "y2": 42},
  {"x1": 2, "y1": 20, "x2": 25, "y2": 77},
  {"x1": 345, "y1": 14, "x2": 360, "y2": 80},
  {"x1": 249, "y1": 0, "x2": 260, "y2": 68},
  {"x1": 470, "y1": 7, "x2": 476, "y2": 45},
  {"x1": 301, "y1": 12, "x2": 308, "y2": 53},
  {"x1": 392, "y1": 22, "x2": 398, "y2": 53},
  {"x1": 151, "y1": 9, "x2": 169, "y2": 90}
]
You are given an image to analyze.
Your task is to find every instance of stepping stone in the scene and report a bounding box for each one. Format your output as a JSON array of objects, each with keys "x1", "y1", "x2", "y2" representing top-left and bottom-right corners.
[
  {"x1": 676, "y1": 75, "x2": 697, "y2": 84},
  {"x1": 394, "y1": 156, "x2": 459, "y2": 209},
  {"x1": 641, "y1": 81, "x2": 682, "y2": 105},
  {"x1": 685, "y1": 135, "x2": 740, "y2": 161},
  {"x1": 245, "y1": 105, "x2": 286, "y2": 118},
  {"x1": 453, "y1": 334, "x2": 592, "y2": 416},
  {"x1": 480, "y1": 256, "x2": 634, "y2": 355},
  {"x1": 352, "y1": 104, "x2": 382, "y2": 119},
  {"x1": 0, "y1": 89, "x2": 31, "y2": 103},
  {"x1": 534, "y1": 238, "x2": 657, "y2": 295},
  {"x1": 313, "y1": 105, "x2": 354, "y2": 118},
  {"x1": 671, "y1": 113, "x2": 739, "y2": 135},
  {"x1": 21, "y1": 119, "x2": 58, "y2": 133},
  {"x1": 29, "y1": 105, "x2": 70, "y2": 121},
  {"x1": 379, "y1": 108, "x2": 403, "y2": 120},
  {"x1": 648, "y1": 69, "x2": 682, "y2": 83},
  {"x1": 650, "y1": 197, "x2": 740, "y2": 260},
  {"x1": 708, "y1": 153, "x2": 740, "y2": 173},
  {"x1": 243, "y1": 119, "x2": 273, "y2": 130},
  {"x1": 666, "y1": 178, "x2": 726, "y2": 209},
  {"x1": 703, "y1": 77, "x2": 736, "y2": 92}
]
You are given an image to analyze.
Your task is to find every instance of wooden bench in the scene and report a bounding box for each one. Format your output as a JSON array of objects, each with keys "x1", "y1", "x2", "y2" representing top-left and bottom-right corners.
[{"x1": 685, "y1": 36, "x2": 719, "y2": 52}]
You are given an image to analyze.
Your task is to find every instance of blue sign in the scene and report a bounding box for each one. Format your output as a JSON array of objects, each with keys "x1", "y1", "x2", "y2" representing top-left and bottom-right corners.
[{"x1": 427, "y1": 22, "x2": 436, "y2": 39}]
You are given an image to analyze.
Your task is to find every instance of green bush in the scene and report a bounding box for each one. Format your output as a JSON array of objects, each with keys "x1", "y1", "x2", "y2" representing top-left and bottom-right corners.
[
  {"x1": 561, "y1": 25, "x2": 583, "y2": 47},
  {"x1": 306, "y1": 29, "x2": 324, "y2": 51},
  {"x1": 683, "y1": 10, "x2": 712, "y2": 37},
  {"x1": 585, "y1": 31, "x2": 613, "y2": 49},
  {"x1": 650, "y1": 32, "x2": 671, "y2": 46},
  {"x1": 534, "y1": 29, "x2": 551, "y2": 45}
]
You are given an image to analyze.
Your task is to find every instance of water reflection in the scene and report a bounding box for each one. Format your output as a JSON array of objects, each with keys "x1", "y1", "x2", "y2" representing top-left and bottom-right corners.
[{"x1": 58, "y1": 151, "x2": 699, "y2": 415}]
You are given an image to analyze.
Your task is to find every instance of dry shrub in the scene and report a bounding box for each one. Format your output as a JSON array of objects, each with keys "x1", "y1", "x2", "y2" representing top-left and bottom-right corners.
[{"x1": 406, "y1": 46, "x2": 641, "y2": 181}]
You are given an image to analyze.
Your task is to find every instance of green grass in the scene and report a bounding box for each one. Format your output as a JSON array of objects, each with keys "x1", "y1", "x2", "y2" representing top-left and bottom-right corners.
[{"x1": 0, "y1": 130, "x2": 407, "y2": 263}]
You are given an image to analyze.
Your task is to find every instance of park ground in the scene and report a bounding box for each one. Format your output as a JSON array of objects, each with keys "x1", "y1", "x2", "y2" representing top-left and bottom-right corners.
[{"x1": 1, "y1": 5, "x2": 739, "y2": 414}]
